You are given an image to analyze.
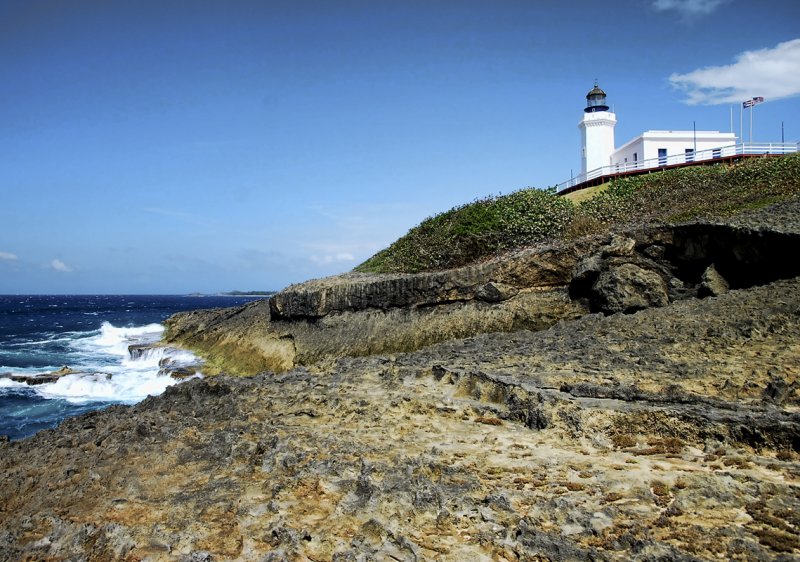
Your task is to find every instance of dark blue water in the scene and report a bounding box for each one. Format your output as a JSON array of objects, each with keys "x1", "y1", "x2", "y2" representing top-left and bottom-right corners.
[{"x1": 0, "y1": 295, "x2": 261, "y2": 440}]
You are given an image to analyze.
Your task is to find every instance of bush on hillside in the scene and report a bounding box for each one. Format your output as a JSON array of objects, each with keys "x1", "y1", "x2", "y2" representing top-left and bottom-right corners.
[
  {"x1": 356, "y1": 188, "x2": 573, "y2": 273},
  {"x1": 578, "y1": 153, "x2": 800, "y2": 226},
  {"x1": 357, "y1": 154, "x2": 800, "y2": 274}
]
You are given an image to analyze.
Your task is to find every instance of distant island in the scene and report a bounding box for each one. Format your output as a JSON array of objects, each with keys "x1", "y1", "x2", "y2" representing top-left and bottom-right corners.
[
  {"x1": 187, "y1": 291, "x2": 276, "y2": 297},
  {"x1": 221, "y1": 290, "x2": 276, "y2": 297}
]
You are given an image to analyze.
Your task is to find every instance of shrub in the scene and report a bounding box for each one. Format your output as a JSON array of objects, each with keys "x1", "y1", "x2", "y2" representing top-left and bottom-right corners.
[
  {"x1": 357, "y1": 154, "x2": 800, "y2": 274},
  {"x1": 577, "y1": 153, "x2": 800, "y2": 226},
  {"x1": 356, "y1": 187, "x2": 574, "y2": 273}
]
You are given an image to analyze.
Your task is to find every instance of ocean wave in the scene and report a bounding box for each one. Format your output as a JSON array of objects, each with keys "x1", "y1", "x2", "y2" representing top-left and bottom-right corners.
[
  {"x1": 5, "y1": 334, "x2": 88, "y2": 348},
  {"x1": 0, "y1": 378, "x2": 27, "y2": 389},
  {"x1": 87, "y1": 322, "x2": 165, "y2": 354},
  {"x1": 3, "y1": 322, "x2": 198, "y2": 404},
  {"x1": 0, "y1": 296, "x2": 258, "y2": 440},
  {"x1": 34, "y1": 369, "x2": 191, "y2": 404}
]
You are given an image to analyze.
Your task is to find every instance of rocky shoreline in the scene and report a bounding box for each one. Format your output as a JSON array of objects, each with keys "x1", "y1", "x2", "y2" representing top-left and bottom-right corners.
[{"x1": 1, "y1": 198, "x2": 800, "y2": 561}]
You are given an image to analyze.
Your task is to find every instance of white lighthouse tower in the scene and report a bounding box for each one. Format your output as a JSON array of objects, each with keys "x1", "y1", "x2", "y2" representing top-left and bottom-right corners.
[{"x1": 579, "y1": 82, "x2": 616, "y2": 175}]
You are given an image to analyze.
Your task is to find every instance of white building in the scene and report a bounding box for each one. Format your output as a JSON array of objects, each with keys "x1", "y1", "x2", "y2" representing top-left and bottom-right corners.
[
  {"x1": 578, "y1": 84, "x2": 617, "y2": 175},
  {"x1": 612, "y1": 130, "x2": 737, "y2": 168},
  {"x1": 559, "y1": 85, "x2": 796, "y2": 192},
  {"x1": 578, "y1": 83, "x2": 736, "y2": 174}
]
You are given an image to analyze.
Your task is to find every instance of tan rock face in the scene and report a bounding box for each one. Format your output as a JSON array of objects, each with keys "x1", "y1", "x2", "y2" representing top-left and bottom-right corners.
[
  {"x1": 2, "y1": 278, "x2": 800, "y2": 561},
  {"x1": 591, "y1": 263, "x2": 670, "y2": 313},
  {"x1": 267, "y1": 239, "x2": 593, "y2": 320},
  {"x1": 4, "y1": 198, "x2": 800, "y2": 560},
  {"x1": 164, "y1": 288, "x2": 588, "y2": 376},
  {"x1": 165, "y1": 211, "x2": 800, "y2": 377}
]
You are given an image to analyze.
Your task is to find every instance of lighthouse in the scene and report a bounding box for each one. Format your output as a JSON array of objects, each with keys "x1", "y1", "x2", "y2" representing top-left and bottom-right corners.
[{"x1": 579, "y1": 82, "x2": 616, "y2": 175}]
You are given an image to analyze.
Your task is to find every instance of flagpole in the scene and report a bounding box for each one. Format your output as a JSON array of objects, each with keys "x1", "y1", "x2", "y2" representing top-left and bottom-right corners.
[
  {"x1": 740, "y1": 103, "x2": 743, "y2": 148},
  {"x1": 750, "y1": 104, "x2": 753, "y2": 144}
]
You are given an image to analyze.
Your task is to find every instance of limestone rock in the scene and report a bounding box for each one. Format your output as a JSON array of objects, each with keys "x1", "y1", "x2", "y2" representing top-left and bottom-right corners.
[
  {"x1": 158, "y1": 366, "x2": 198, "y2": 380},
  {"x1": 571, "y1": 254, "x2": 603, "y2": 289},
  {"x1": 165, "y1": 288, "x2": 586, "y2": 375},
  {"x1": 474, "y1": 282, "x2": 519, "y2": 303},
  {"x1": 591, "y1": 263, "x2": 669, "y2": 314},
  {"x1": 268, "y1": 239, "x2": 591, "y2": 320},
  {"x1": 9, "y1": 366, "x2": 79, "y2": 385},
  {"x1": 600, "y1": 234, "x2": 636, "y2": 257},
  {"x1": 168, "y1": 216, "x2": 800, "y2": 373},
  {"x1": 699, "y1": 264, "x2": 730, "y2": 298},
  {"x1": 3, "y1": 277, "x2": 800, "y2": 561}
]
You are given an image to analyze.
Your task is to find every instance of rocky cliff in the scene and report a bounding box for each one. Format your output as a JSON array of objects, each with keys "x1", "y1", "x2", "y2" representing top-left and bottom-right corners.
[
  {"x1": 2, "y1": 197, "x2": 800, "y2": 561},
  {"x1": 163, "y1": 197, "x2": 800, "y2": 376}
]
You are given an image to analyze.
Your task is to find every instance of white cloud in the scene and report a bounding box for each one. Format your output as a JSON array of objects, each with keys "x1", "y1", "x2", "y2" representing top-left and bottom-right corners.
[
  {"x1": 50, "y1": 259, "x2": 74, "y2": 273},
  {"x1": 309, "y1": 252, "x2": 356, "y2": 266},
  {"x1": 652, "y1": 0, "x2": 729, "y2": 17},
  {"x1": 0, "y1": 251, "x2": 17, "y2": 261},
  {"x1": 669, "y1": 38, "x2": 800, "y2": 105}
]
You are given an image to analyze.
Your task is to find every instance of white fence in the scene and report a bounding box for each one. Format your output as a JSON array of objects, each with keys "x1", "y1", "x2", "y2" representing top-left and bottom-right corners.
[{"x1": 556, "y1": 142, "x2": 800, "y2": 193}]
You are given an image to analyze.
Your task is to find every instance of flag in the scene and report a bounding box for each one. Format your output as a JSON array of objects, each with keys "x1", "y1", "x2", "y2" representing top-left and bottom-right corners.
[{"x1": 743, "y1": 96, "x2": 765, "y2": 108}]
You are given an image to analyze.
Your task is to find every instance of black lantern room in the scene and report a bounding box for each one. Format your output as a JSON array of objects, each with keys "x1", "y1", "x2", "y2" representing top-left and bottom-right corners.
[{"x1": 584, "y1": 82, "x2": 609, "y2": 113}]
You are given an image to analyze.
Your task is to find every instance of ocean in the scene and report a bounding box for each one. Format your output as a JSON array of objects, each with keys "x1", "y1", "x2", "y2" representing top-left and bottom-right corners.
[{"x1": 0, "y1": 294, "x2": 261, "y2": 441}]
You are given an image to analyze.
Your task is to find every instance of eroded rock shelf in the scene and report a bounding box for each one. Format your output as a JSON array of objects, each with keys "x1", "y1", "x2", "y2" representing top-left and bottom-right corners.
[{"x1": 2, "y1": 198, "x2": 800, "y2": 561}]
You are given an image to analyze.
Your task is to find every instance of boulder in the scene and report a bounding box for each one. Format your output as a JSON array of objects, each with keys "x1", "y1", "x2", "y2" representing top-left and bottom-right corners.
[
  {"x1": 699, "y1": 264, "x2": 730, "y2": 298},
  {"x1": 163, "y1": 367, "x2": 198, "y2": 380},
  {"x1": 128, "y1": 344, "x2": 153, "y2": 360},
  {"x1": 600, "y1": 235, "x2": 636, "y2": 257},
  {"x1": 591, "y1": 263, "x2": 669, "y2": 314},
  {"x1": 474, "y1": 282, "x2": 519, "y2": 303}
]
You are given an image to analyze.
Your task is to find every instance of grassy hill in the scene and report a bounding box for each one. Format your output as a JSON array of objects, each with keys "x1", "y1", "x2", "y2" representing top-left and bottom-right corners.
[{"x1": 356, "y1": 154, "x2": 800, "y2": 274}]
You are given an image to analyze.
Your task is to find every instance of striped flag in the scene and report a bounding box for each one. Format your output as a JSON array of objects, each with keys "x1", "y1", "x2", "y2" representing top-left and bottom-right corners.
[{"x1": 743, "y1": 96, "x2": 765, "y2": 108}]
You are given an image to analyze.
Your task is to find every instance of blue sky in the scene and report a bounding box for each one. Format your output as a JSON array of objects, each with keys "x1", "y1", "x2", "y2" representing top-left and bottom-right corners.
[{"x1": 1, "y1": 0, "x2": 798, "y2": 294}]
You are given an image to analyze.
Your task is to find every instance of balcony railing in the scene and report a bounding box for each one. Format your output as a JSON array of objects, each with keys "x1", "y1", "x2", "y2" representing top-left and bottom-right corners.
[{"x1": 556, "y1": 142, "x2": 800, "y2": 193}]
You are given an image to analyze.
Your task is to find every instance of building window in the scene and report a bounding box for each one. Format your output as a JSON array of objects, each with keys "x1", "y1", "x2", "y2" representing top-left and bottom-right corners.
[
  {"x1": 685, "y1": 148, "x2": 694, "y2": 163},
  {"x1": 633, "y1": 152, "x2": 638, "y2": 162},
  {"x1": 658, "y1": 148, "x2": 667, "y2": 166}
]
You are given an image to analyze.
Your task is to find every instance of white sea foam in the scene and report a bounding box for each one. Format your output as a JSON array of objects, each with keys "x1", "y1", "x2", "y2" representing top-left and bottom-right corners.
[
  {"x1": 30, "y1": 322, "x2": 200, "y2": 404},
  {"x1": 0, "y1": 378, "x2": 26, "y2": 389},
  {"x1": 36, "y1": 369, "x2": 189, "y2": 403},
  {"x1": 85, "y1": 322, "x2": 165, "y2": 356}
]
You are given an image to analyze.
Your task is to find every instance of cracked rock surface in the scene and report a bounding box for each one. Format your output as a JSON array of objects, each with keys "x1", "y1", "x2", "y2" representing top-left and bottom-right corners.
[
  {"x1": 2, "y1": 277, "x2": 800, "y2": 561},
  {"x1": 2, "y1": 197, "x2": 800, "y2": 561}
]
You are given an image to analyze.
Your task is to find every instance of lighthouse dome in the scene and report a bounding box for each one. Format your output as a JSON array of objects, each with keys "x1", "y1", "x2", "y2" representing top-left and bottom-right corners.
[
  {"x1": 585, "y1": 82, "x2": 609, "y2": 113},
  {"x1": 586, "y1": 84, "x2": 606, "y2": 98}
]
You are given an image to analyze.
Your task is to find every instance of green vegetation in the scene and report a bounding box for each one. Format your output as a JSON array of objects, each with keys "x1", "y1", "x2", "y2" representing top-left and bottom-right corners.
[
  {"x1": 356, "y1": 154, "x2": 800, "y2": 274},
  {"x1": 356, "y1": 188, "x2": 574, "y2": 273},
  {"x1": 562, "y1": 181, "x2": 611, "y2": 205},
  {"x1": 577, "y1": 153, "x2": 800, "y2": 228}
]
